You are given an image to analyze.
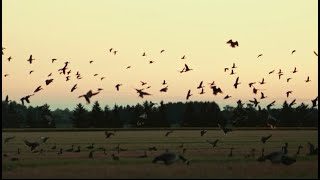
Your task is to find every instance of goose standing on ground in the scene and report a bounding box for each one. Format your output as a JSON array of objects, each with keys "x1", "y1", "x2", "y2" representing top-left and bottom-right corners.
[{"x1": 152, "y1": 152, "x2": 190, "y2": 165}]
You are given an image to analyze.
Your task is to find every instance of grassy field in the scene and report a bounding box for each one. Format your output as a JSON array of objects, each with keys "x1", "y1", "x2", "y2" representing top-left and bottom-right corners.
[{"x1": 2, "y1": 130, "x2": 318, "y2": 179}]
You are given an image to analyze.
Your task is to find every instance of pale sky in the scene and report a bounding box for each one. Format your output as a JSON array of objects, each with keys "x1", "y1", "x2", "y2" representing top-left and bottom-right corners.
[{"x1": 2, "y1": 0, "x2": 318, "y2": 110}]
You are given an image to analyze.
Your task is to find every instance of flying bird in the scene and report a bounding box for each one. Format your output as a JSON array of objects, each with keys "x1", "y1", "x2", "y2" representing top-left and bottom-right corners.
[
  {"x1": 184, "y1": 64, "x2": 193, "y2": 72},
  {"x1": 197, "y1": 81, "x2": 204, "y2": 89},
  {"x1": 89, "y1": 60, "x2": 94, "y2": 64},
  {"x1": 234, "y1": 77, "x2": 240, "y2": 89},
  {"x1": 230, "y1": 69, "x2": 236, "y2": 75},
  {"x1": 140, "y1": 81, "x2": 147, "y2": 86},
  {"x1": 224, "y1": 95, "x2": 231, "y2": 99},
  {"x1": 257, "y1": 54, "x2": 263, "y2": 58},
  {"x1": 78, "y1": 90, "x2": 100, "y2": 104},
  {"x1": 34, "y1": 86, "x2": 43, "y2": 93},
  {"x1": 291, "y1": 50, "x2": 296, "y2": 54},
  {"x1": 289, "y1": 99, "x2": 296, "y2": 107},
  {"x1": 109, "y1": 48, "x2": 113, "y2": 52},
  {"x1": 52, "y1": 58, "x2": 57, "y2": 63},
  {"x1": 211, "y1": 86, "x2": 223, "y2": 95},
  {"x1": 186, "y1": 90, "x2": 192, "y2": 100},
  {"x1": 45, "y1": 79, "x2": 54, "y2": 85},
  {"x1": 292, "y1": 67, "x2": 297, "y2": 73},
  {"x1": 66, "y1": 76, "x2": 70, "y2": 81},
  {"x1": 232, "y1": 63, "x2": 237, "y2": 69},
  {"x1": 113, "y1": 51, "x2": 118, "y2": 55},
  {"x1": 261, "y1": 92, "x2": 267, "y2": 99},
  {"x1": 224, "y1": 68, "x2": 229, "y2": 72},
  {"x1": 269, "y1": 70, "x2": 275, "y2": 74},
  {"x1": 160, "y1": 49, "x2": 165, "y2": 53},
  {"x1": 305, "y1": 76, "x2": 311, "y2": 82},
  {"x1": 29, "y1": 70, "x2": 34, "y2": 74},
  {"x1": 311, "y1": 97, "x2": 318, "y2": 108},
  {"x1": 248, "y1": 82, "x2": 256, "y2": 87},
  {"x1": 126, "y1": 66, "x2": 131, "y2": 69},
  {"x1": 199, "y1": 88, "x2": 205, "y2": 94},
  {"x1": 259, "y1": 78, "x2": 265, "y2": 85},
  {"x1": 27, "y1": 55, "x2": 35, "y2": 64},
  {"x1": 115, "y1": 84, "x2": 122, "y2": 91},
  {"x1": 71, "y1": 84, "x2": 77, "y2": 92},
  {"x1": 227, "y1": 39, "x2": 239, "y2": 48},
  {"x1": 287, "y1": 78, "x2": 292, "y2": 82},
  {"x1": 4, "y1": 74, "x2": 9, "y2": 77},
  {"x1": 20, "y1": 94, "x2": 34, "y2": 105},
  {"x1": 249, "y1": 98, "x2": 260, "y2": 107},
  {"x1": 160, "y1": 86, "x2": 168, "y2": 92},
  {"x1": 314, "y1": 51, "x2": 318, "y2": 56},
  {"x1": 267, "y1": 101, "x2": 276, "y2": 109},
  {"x1": 101, "y1": 77, "x2": 106, "y2": 81},
  {"x1": 8, "y1": 56, "x2": 12, "y2": 62},
  {"x1": 162, "y1": 80, "x2": 167, "y2": 85},
  {"x1": 149, "y1": 60, "x2": 154, "y2": 64},
  {"x1": 286, "y1": 91, "x2": 293, "y2": 98},
  {"x1": 142, "y1": 52, "x2": 146, "y2": 56},
  {"x1": 181, "y1": 55, "x2": 186, "y2": 59}
]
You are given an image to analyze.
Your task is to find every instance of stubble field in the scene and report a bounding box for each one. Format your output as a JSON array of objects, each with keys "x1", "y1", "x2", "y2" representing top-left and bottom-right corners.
[{"x1": 2, "y1": 129, "x2": 318, "y2": 179}]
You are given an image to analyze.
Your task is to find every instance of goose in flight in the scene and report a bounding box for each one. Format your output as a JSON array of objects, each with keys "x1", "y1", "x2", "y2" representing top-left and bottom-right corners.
[
  {"x1": 78, "y1": 90, "x2": 100, "y2": 104},
  {"x1": 162, "y1": 80, "x2": 167, "y2": 85},
  {"x1": 184, "y1": 64, "x2": 193, "y2": 72},
  {"x1": 261, "y1": 134, "x2": 272, "y2": 144},
  {"x1": 181, "y1": 55, "x2": 186, "y2": 59},
  {"x1": 227, "y1": 39, "x2": 239, "y2": 48},
  {"x1": 249, "y1": 98, "x2": 260, "y2": 107},
  {"x1": 27, "y1": 55, "x2": 35, "y2": 64},
  {"x1": 292, "y1": 50, "x2": 296, "y2": 54},
  {"x1": 305, "y1": 76, "x2": 311, "y2": 82},
  {"x1": 101, "y1": 77, "x2": 106, "y2": 81},
  {"x1": 224, "y1": 95, "x2": 231, "y2": 99},
  {"x1": 113, "y1": 51, "x2": 118, "y2": 55},
  {"x1": 4, "y1": 74, "x2": 9, "y2": 77},
  {"x1": 199, "y1": 88, "x2": 205, "y2": 94},
  {"x1": 126, "y1": 66, "x2": 131, "y2": 69},
  {"x1": 34, "y1": 86, "x2": 43, "y2": 93},
  {"x1": 234, "y1": 77, "x2": 240, "y2": 89},
  {"x1": 160, "y1": 49, "x2": 165, "y2": 53},
  {"x1": 232, "y1": 63, "x2": 237, "y2": 69},
  {"x1": 160, "y1": 86, "x2": 168, "y2": 92},
  {"x1": 292, "y1": 67, "x2": 297, "y2": 73},
  {"x1": 197, "y1": 81, "x2": 204, "y2": 89},
  {"x1": 268, "y1": 70, "x2": 275, "y2": 74},
  {"x1": 260, "y1": 92, "x2": 267, "y2": 99},
  {"x1": 286, "y1": 91, "x2": 293, "y2": 98},
  {"x1": 45, "y1": 79, "x2": 54, "y2": 85},
  {"x1": 208, "y1": 81, "x2": 215, "y2": 86},
  {"x1": 289, "y1": 99, "x2": 296, "y2": 107},
  {"x1": 48, "y1": 73, "x2": 52, "y2": 77},
  {"x1": 142, "y1": 52, "x2": 146, "y2": 56},
  {"x1": 286, "y1": 78, "x2": 292, "y2": 82},
  {"x1": 230, "y1": 69, "x2": 236, "y2": 75},
  {"x1": 314, "y1": 51, "x2": 318, "y2": 56},
  {"x1": 115, "y1": 84, "x2": 122, "y2": 91},
  {"x1": 109, "y1": 48, "x2": 113, "y2": 52},
  {"x1": 259, "y1": 78, "x2": 265, "y2": 85},
  {"x1": 248, "y1": 82, "x2": 256, "y2": 87},
  {"x1": 224, "y1": 68, "x2": 229, "y2": 72},
  {"x1": 211, "y1": 86, "x2": 223, "y2": 95},
  {"x1": 135, "y1": 88, "x2": 151, "y2": 98},
  {"x1": 257, "y1": 54, "x2": 263, "y2": 58},
  {"x1": 311, "y1": 97, "x2": 318, "y2": 108},
  {"x1": 20, "y1": 94, "x2": 34, "y2": 105},
  {"x1": 52, "y1": 58, "x2": 57, "y2": 63},
  {"x1": 186, "y1": 90, "x2": 192, "y2": 100},
  {"x1": 149, "y1": 60, "x2": 154, "y2": 64},
  {"x1": 71, "y1": 84, "x2": 77, "y2": 92},
  {"x1": 267, "y1": 101, "x2": 276, "y2": 110},
  {"x1": 140, "y1": 81, "x2": 147, "y2": 86},
  {"x1": 89, "y1": 60, "x2": 94, "y2": 64},
  {"x1": 8, "y1": 56, "x2": 12, "y2": 62}
]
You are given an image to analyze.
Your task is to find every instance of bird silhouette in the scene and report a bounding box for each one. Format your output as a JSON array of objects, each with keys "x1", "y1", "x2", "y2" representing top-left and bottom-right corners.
[
  {"x1": 197, "y1": 81, "x2": 204, "y2": 89},
  {"x1": 71, "y1": 84, "x2": 77, "y2": 92},
  {"x1": 109, "y1": 48, "x2": 113, "y2": 52},
  {"x1": 29, "y1": 70, "x2": 34, "y2": 74},
  {"x1": 224, "y1": 95, "x2": 231, "y2": 99},
  {"x1": 234, "y1": 77, "x2": 240, "y2": 89},
  {"x1": 259, "y1": 78, "x2": 265, "y2": 85},
  {"x1": 292, "y1": 50, "x2": 296, "y2": 54},
  {"x1": 48, "y1": 73, "x2": 52, "y2": 77},
  {"x1": 160, "y1": 86, "x2": 168, "y2": 92},
  {"x1": 52, "y1": 58, "x2": 57, "y2": 63},
  {"x1": 34, "y1": 86, "x2": 43, "y2": 93},
  {"x1": 292, "y1": 67, "x2": 298, "y2": 73},
  {"x1": 248, "y1": 82, "x2": 256, "y2": 87},
  {"x1": 278, "y1": 73, "x2": 284, "y2": 79},
  {"x1": 27, "y1": 55, "x2": 35, "y2": 64},
  {"x1": 78, "y1": 90, "x2": 100, "y2": 104},
  {"x1": 5, "y1": 95, "x2": 9, "y2": 103},
  {"x1": 126, "y1": 66, "x2": 131, "y2": 69},
  {"x1": 140, "y1": 81, "x2": 147, "y2": 86},
  {"x1": 101, "y1": 77, "x2": 106, "y2": 81},
  {"x1": 8, "y1": 56, "x2": 12, "y2": 62},
  {"x1": 142, "y1": 52, "x2": 146, "y2": 56},
  {"x1": 224, "y1": 68, "x2": 229, "y2": 72},
  {"x1": 307, "y1": 142, "x2": 318, "y2": 155},
  {"x1": 286, "y1": 91, "x2": 293, "y2": 98},
  {"x1": 181, "y1": 55, "x2": 186, "y2": 59},
  {"x1": 20, "y1": 94, "x2": 34, "y2": 105},
  {"x1": 113, "y1": 51, "x2": 118, "y2": 55},
  {"x1": 115, "y1": 84, "x2": 122, "y2": 91},
  {"x1": 305, "y1": 76, "x2": 311, "y2": 82},
  {"x1": 314, "y1": 51, "x2": 318, "y2": 56},
  {"x1": 4, "y1": 74, "x2": 9, "y2": 77},
  {"x1": 260, "y1": 92, "x2": 267, "y2": 99},
  {"x1": 269, "y1": 70, "x2": 275, "y2": 74},
  {"x1": 311, "y1": 97, "x2": 318, "y2": 108},
  {"x1": 211, "y1": 86, "x2": 223, "y2": 95},
  {"x1": 66, "y1": 76, "x2": 70, "y2": 81},
  {"x1": 184, "y1": 64, "x2": 193, "y2": 72},
  {"x1": 232, "y1": 63, "x2": 237, "y2": 69},
  {"x1": 227, "y1": 39, "x2": 239, "y2": 48},
  {"x1": 45, "y1": 79, "x2": 54, "y2": 85},
  {"x1": 249, "y1": 98, "x2": 260, "y2": 107},
  {"x1": 289, "y1": 99, "x2": 296, "y2": 107},
  {"x1": 135, "y1": 88, "x2": 151, "y2": 98},
  {"x1": 67, "y1": 70, "x2": 71, "y2": 75},
  {"x1": 286, "y1": 78, "x2": 292, "y2": 82},
  {"x1": 261, "y1": 134, "x2": 272, "y2": 144},
  {"x1": 162, "y1": 80, "x2": 167, "y2": 85},
  {"x1": 160, "y1": 49, "x2": 165, "y2": 53},
  {"x1": 186, "y1": 90, "x2": 192, "y2": 100},
  {"x1": 89, "y1": 60, "x2": 94, "y2": 64},
  {"x1": 230, "y1": 69, "x2": 236, "y2": 75},
  {"x1": 267, "y1": 101, "x2": 276, "y2": 109},
  {"x1": 257, "y1": 54, "x2": 263, "y2": 58},
  {"x1": 149, "y1": 60, "x2": 155, "y2": 64},
  {"x1": 2, "y1": 47, "x2": 5, "y2": 55},
  {"x1": 208, "y1": 81, "x2": 215, "y2": 86},
  {"x1": 199, "y1": 88, "x2": 205, "y2": 94},
  {"x1": 97, "y1": 88, "x2": 103, "y2": 91}
]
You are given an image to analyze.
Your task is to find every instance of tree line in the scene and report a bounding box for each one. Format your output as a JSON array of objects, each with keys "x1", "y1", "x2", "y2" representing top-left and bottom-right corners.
[{"x1": 2, "y1": 100, "x2": 318, "y2": 128}]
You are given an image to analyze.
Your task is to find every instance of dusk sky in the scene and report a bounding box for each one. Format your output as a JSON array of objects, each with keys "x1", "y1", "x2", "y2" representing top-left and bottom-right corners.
[{"x1": 2, "y1": 0, "x2": 318, "y2": 110}]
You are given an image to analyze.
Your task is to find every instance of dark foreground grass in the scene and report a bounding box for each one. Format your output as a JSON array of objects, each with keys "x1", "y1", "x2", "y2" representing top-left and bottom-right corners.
[{"x1": 2, "y1": 130, "x2": 318, "y2": 179}]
